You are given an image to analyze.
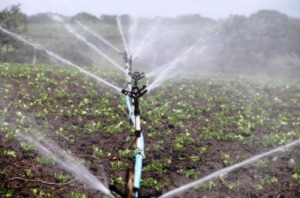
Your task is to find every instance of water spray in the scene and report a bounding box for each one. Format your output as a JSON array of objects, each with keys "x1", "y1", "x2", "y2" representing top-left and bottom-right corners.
[
  {"x1": 50, "y1": 15, "x2": 126, "y2": 74},
  {"x1": 76, "y1": 20, "x2": 122, "y2": 53},
  {"x1": 131, "y1": 25, "x2": 159, "y2": 59},
  {"x1": 117, "y1": 17, "x2": 130, "y2": 59},
  {"x1": 0, "y1": 26, "x2": 122, "y2": 92},
  {"x1": 159, "y1": 139, "x2": 300, "y2": 198},
  {"x1": 20, "y1": 134, "x2": 114, "y2": 197}
]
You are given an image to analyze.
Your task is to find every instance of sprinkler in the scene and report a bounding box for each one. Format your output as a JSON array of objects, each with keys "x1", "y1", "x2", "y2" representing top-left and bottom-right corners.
[
  {"x1": 126, "y1": 71, "x2": 146, "y2": 126},
  {"x1": 121, "y1": 51, "x2": 133, "y2": 71},
  {"x1": 121, "y1": 51, "x2": 136, "y2": 125},
  {"x1": 129, "y1": 72, "x2": 145, "y2": 86},
  {"x1": 109, "y1": 82, "x2": 161, "y2": 198}
]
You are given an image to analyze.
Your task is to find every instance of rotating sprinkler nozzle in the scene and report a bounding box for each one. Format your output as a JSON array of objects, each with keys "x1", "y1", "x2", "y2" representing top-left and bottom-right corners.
[
  {"x1": 122, "y1": 84, "x2": 147, "y2": 116},
  {"x1": 129, "y1": 72, "x2": 145, "y2": 86}
]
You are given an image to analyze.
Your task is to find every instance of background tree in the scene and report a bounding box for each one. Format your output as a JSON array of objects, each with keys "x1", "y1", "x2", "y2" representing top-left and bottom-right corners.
[
  {"x1": 70, "y1": 12, "x2": 100, "y2": 23},
  {"x1": 0, "y1": 4, "x2": 27, "y2": 62},
  {"x1": 100, "y1": 14, "x2": 117, "y2": 24}
]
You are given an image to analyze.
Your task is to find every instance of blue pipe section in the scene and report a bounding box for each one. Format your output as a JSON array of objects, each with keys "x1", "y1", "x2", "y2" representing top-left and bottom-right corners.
[
  {"x1": 125, "y1": 77, "x2": 135, "y2": 125},
  {"x1": 126, "y1": 95, "x2": 135, "y2": 125},
  {"x1": 134, "y1": 132, "x2": 145, "y2": 194}
]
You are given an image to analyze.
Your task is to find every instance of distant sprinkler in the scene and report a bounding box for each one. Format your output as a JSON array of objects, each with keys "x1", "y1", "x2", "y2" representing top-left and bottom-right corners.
[{"x1": 120, "y1": 51, "x2": 133, "y2": 71}]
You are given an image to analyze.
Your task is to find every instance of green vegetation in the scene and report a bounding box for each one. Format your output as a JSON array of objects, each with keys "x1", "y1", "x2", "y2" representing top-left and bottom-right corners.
[
  {"x1": 0, "y1": 149, "x2": 16, "y2": 157},
  {"x1": 110, "y1": 161, "x2": 128, "y2": 171},
  {"x1": 0, "y1": 187, "x2": 13, "y2": 197},
  {"x1": 253, "y1": 184, "x2": 263, "y2": 190},
  {"x1": 55, "y1": 173, "x2": 71, "y2": 183},
  {"x1": 181, "y1": 169, "x2": 202, "y2": 179},
  {"x1": 293, "y1": 166, "x2": 300, "y2": 183},
  {"x1": 0, "y1": 63, "x2": 300, "y2": 196},
  {"x1": 111, "y1": 177, "x2": 126, "y2": 187},
  {"x1": 194, "y1": 181, "x2": 216, "y2": 190},
  {"x1": 25, "y1": 169, "x2": 33, "y2": 178},
  {"x1": 31, "y1": 189, "x2": 53, "y2": 198},
  {"x1": 69, "y1": 191, "x2": 87, "y2": 198},
  {"x1": 34, "y1": 155, "x2": 56, "y2": 165},
  {"x1": 143, "y1": 160, "x2": 170, "y2": 174},
  {"x1": 21, "y1": 141, "x2": 37, "y2": 151}
]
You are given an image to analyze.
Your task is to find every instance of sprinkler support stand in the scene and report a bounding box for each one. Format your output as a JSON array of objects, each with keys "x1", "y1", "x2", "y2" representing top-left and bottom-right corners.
[
  {"x1": 124, "y1": 73, "x2": 146, "y2": 149},
  {"x1": 110, "y1": 80, "x2": 161, "y2": 197},
  {"x1": 121, "y1": 83, "x2": 147, "y2": 197},
  {"x1": 123, "y1": 51, "x2": 136, "y2": 125}
]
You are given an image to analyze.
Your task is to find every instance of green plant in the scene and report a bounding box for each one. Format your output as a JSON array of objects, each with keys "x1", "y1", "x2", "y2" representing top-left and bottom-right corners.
[
  {"x1": 220, "y1": 175, "x2": 238, "y2": 190},
  {"x1": 173, "y1": 143, "x2": 185, "y2": 151},
  {"x1": 0, "y1": 187, "x2": 13, "y2": 197},
  {"x1": 1, "y1": 168, "x2": 7, "y2": 175},
  {"x1": 179, "y1": 156, "x2": 200, "y2": 162},
  {"x1": 194, "y1": 181, "x2": 216, "y2": 190},
  {"x1": 110, "y1": 161, "x2": 128, "y2": 171},
  {"x1": 104, "y1": 123, "x2": 122, "y2": 134},
  {"x1": 143, "y1": 161, "x2": 167, "y2": 173},
  {"x1": 220, "y1": 151, "x2": 234, "y2": 166},
  {"x1": 32, "y1": 189, "x2": 53, "y2": 198},
  {"x1": 21, "y1": 142, "x2": 37, "y2": 151},
  {"x1": 0, "y1": 149, "x2": 16, "y2": 157},
  {"x1": 258, "y1": 175, "x2": 277, "y2": 185},
  {"x1": 253, "y1": 159, "x2": 269, "y2": 169},
  {"x1": 253, "y1": 184, "x2": 263, "y2": 190},
  {"x1": 93, "y1": 145, "x2": 104, "y2": 156},
  {"x1": 195, "y1": 147, "x2": 209, "y2": 155},
  {"x1": 293, "y1": 166, "x2": 300, "y2": 183},
  {"x1": 111, "y1": 177, "x2": 126, "y2": 187},
  {"x1": 25, "y1": 169, "x2": 33, "y2": 178},
  {"x1": 55, "y1": 173, "x2": 71, "y2": 183},
  {"x1": 76, "y1": 158, "x2": 91, "y2": 166},
  {"x1": 69, "y1": 191, "x2": 87, "y2": 198},
  {"x1": 224, "y1": 182, "x2": 238, "y2": 190},
  {"x1": 181, "y1": 169, "x2": 201, "y2": 179},
  {"x1": 118, "y1": 149, "x2": 137, "y2": 159},
  {"x1": 34, "y1": 155, "x2": 56, "y2": 165},
  {"x1": 175, "y1": 132, "x2": 194, "y2": 145},
  {"x1": 141, "y1": 178, "x2": 163, "y2": 190},
  {"x1": 84, "y1": 121, "x2": 102, "y2": 134}
]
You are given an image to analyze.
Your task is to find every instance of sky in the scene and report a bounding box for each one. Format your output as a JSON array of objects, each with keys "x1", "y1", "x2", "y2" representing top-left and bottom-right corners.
[{"x1": 0, "y1": 0, "x2": 299, "y2": 19}]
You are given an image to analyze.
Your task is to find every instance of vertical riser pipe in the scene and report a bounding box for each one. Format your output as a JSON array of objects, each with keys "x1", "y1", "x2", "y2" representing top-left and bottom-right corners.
[
  {"x1": 134, "y1": 133, "x2": 144, "y2": 190},
  {"x1": 126, "y1": 95, "x2": 135, "y2": 125},
  {"x1": 125, "y1": 64, "x2": 135, "y2": 125}
]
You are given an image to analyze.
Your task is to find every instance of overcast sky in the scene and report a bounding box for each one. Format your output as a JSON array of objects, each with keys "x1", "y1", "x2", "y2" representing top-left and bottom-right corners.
[{"x1": 1, "y1": 0, "x2": 299, "y2": 19}]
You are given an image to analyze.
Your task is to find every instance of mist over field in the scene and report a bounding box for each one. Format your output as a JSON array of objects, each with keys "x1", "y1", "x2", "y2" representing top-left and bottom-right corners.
[{"x1": 0, "y1": 4, "x2": 300, "y2": 78}]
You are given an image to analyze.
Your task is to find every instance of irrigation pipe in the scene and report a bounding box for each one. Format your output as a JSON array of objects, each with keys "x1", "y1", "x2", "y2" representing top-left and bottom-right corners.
[{"x1": 0, "y1": 26, "x2": 122, "y2": 93}]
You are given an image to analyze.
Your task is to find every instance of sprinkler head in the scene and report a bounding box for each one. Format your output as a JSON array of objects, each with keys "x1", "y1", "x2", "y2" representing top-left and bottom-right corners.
[
  {"x1": 129, "y1": 72, "x2": 145, "y2": 81},
  {"x1": 129, "y1": 71, "x2": 145, "y2": 86},
  {"x1": 121, "y1": 85, "x2": 147, "y2": 99},
  {"x1": 121, "y1": 85, "x2": 147, "y2": 116},
  {"x1": 121, "y1": 51, "x2": 132, "y2": 70}
]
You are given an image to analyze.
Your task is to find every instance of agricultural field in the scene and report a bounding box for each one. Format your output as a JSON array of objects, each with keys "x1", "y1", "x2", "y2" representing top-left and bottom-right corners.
[{"x1": 1, "y1": 63, "x2": 300, "y2": 198}]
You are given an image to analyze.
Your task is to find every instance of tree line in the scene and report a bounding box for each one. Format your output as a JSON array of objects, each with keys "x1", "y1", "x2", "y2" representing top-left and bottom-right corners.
[{"x1": 0, "y1": 4, "x2": 300, "y2": 77}]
